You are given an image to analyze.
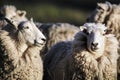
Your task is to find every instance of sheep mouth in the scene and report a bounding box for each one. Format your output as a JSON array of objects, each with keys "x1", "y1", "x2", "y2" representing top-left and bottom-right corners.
[
  {"x1": 34, "y1": 42, "x2": 45, "y2": 47},
  {"x1": 91, "y1": 46, "x2": 99, "y2": 51}
]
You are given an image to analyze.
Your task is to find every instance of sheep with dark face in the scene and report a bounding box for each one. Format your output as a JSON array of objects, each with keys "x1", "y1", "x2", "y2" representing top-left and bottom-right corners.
[
  {"x1": 44, "y1": 23, "x2": 119, "y2": 80},
  {"x1": 87, "y1": 1, "x2": 120, "y2": 78},
  {"x1": 0, "y1": 18, "x2": 46, "y2": 80}
]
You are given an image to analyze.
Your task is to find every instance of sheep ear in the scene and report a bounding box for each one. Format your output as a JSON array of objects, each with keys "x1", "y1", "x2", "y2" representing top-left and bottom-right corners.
[
  {"x1": 17, "y1": 10, "x2": 26, "y2": 17},
  {"x1": 30, "y1": 17, "x2": 36, "y2": 26},
  {"x1": 30, "y1": 17, "x2": 33, "y2": 22},
  {"x1": 80, "y1": 26, "x2": 86, "y2": 31},
  {"x1": 4, "y1": 17, "x2": 18, "y2": 29},
  {"x1": 30, "y1": 17, "x2": 34, "y2": 24},
  {"x1": 105, "y1": 1, "x2": 111, "y2": 6},
  {"x1": 97, "y1": 3, "x2": 102, "y2": 8},
  {"x1": 105, "y1": 1, "x2": 112, "y2": 11},
  {"x1": 97, "y1": 3, "x2": 106, "y2": 11}
]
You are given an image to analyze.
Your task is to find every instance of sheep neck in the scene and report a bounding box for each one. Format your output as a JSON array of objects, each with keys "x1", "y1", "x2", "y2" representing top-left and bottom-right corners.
[
  {"x1": 0, "y1": 30, "x2": 43, "y2": 79},
  {"x1": 1, "y1": 30, "x2": 40, "y2": 66},
  {"x1": 14, "y1": 32, "x2": 43, "y2": 67}
]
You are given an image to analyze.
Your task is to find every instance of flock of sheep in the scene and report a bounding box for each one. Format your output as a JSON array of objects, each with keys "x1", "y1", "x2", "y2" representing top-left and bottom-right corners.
[{"x1": 0, "y1": 1, "x2": 119, "y2": 80}]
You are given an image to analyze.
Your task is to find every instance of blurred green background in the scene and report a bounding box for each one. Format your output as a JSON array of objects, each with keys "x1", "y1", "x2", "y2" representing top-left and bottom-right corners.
[{"x1": 0, "y1": 0, "x2": 119, "y2": 26}]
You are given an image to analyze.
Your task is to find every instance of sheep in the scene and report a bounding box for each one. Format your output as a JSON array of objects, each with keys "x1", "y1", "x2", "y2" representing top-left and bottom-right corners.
[
  {"x1": 0, "y1": 5, "x2": 80, "y2": 56},
  {"x1": 0, "y1": 5, "x2": 28, "y2": 29},
  {"x1": 0, "y1": 5, "x2": 17, "y2": 19},
  {"x1": 0, "y1": 17, "x2": 46, "y2": 80},
  {"x1": 36, "y1": 23, "x2": 80, "y2": 56},
  {"x1": 43, "y1": 23, "x2": 119, "y2": 80},
  {"x1": 87, "y1": 1, "x2": 120, "y2": 43},
  {"x1": 86, "y1": 1, "x2": 120, "y2": 78},
  {"x1": 0, "y1": 5, "x2": 27, "y2": 20}
]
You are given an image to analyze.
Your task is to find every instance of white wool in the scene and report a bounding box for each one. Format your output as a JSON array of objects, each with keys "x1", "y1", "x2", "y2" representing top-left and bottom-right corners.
[
  {"x1": 44, "y1": 23, "x2": 119, "y2": 80},
  {"x1": 87, "y1": 1, "x2": 120, "y2": 76},
  {"x1": 0, "y1": 19, "x2": 46, "y2": 80}
]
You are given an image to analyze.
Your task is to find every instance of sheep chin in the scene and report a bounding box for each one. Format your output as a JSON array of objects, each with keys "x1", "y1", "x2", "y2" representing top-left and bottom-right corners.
[
  {"x1": 34, "y1": 40, "x2": 46, "y2": 47},
  {"x1": 34, "y1": 43, "x2": 45, "y2": 47},
  {"x1": 88, "y1": 47, "x2": 103, "y2": 59},
  {"x1": 91, "y1": 46, "x2": 99, "y2": 51}
]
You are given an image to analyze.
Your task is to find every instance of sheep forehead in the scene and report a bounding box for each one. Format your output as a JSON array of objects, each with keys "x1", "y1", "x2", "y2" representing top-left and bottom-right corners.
[
  {"x1": 22, "y1": 21, "x2": 32, "y2": 28},
  {"x1": 1, "y1": 5, "x2": 17, "y2": 18},
  {"x1": 23, "y1": 21, "x2": 31, "y2": 26},
  {"x1": 6, "y1": 5, "x2": 16, "y2": 10},
  {"x1": 17, "y1": 21, "x2": 33, "y2": 32},
  {"x1": 84, "y1": 23, "x2": 107, "y2": 33},
  {"x1": 2, "y1": 5, "x2": 16, "y2": 13},
  {"x1": 97, "y1": 3, "x2": 109, "y2": 11}
]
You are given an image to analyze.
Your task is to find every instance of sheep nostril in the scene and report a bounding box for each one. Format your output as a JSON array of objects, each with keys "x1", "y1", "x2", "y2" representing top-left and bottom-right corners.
[
  {"x1": 41, "y1": 38, "x2": 46, "y2": 42},
  {"x1": 92, "y1": 42, "x2": 98, "y2": 47}
]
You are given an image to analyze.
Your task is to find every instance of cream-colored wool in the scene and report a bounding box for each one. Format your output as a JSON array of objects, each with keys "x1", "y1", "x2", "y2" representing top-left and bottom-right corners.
[
  {"x1": 87, "y1": 1, "x2": 120, "y2": 77},
  {"x1": 37, "y1": 23, "x2": 80, "y2": 55},
  {"x1": 0, "y1": 5, "x2": 28, "y2": 29},
  {"x1": 0, "y1": 5, "x2": 27, "y2": 20},
  {"x1": 0, "y1": 18, "x2": 46, "y2": 80},
  {"x1": 44, "y1": 23, "x2": 119, "y2": 80}
]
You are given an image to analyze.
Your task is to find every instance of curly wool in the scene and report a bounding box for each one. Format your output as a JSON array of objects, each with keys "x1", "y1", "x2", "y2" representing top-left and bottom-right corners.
[
  {"x1": 0, "y1": 5, "x2": 28, "y2": 29},
  {"x1": 87, "y1": 1, "x2": 120, "y2": 77},
  {"x1": 87, "y1": 2, "x2": 120, "y2": 43},
  {"x1": 36, "y1": 23, "x2": 79, "y2": 55},
  {"x1": 44, "y1": 23, "x2": 119, "y2": 80},
  {"x1": 0, "y1": 26, "x2": 43, "y2": 80},
  {"x1": 72, "y1": 32, "x2": 118, "y2": 80}
]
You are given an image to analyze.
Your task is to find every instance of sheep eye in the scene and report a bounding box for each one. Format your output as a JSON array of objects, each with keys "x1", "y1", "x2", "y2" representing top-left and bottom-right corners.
[
  {"x1": 83, "y1": 29, "x2": 89, "y2": 35},
  {"x1": 97, "y1": 6, "x2": 102, "y2": 10},
  {"x1": 97, "y1": 6, "x2": 104, "y2": 12},
  {"x1": 103, "y1": 29, "x2": 112, "y2": 35},
  {"x1": 24, "y1": 26, "x2": 29, "y2": 29}
]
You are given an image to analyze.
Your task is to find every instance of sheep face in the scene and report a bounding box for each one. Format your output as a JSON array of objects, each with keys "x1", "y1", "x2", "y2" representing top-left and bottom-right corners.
[
  {"x1": 87, "y1": 1, "x2": 112, "y2": 23},
  {"x1": 18, "y1": 20, "x2": 46, "y2": 47},
  {"x1": 0, "y1": 5, "x2": 17, "y2": 19},
  {"x1": 82, "y1": 23, "x2": 111, "y2": 58},
  {"x1": 9, "y1": 10, "x2": 27, "y2": 22},
  {"x1": 0, "y1": 5, "x2": 27, "y2": 21}
]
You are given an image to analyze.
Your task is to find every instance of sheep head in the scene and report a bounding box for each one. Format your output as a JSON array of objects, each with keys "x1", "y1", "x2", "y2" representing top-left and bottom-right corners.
[
  {"x1": 5, "y1": 17, "x2": 46, "y2": 47},
  {"x1": 0, "y1": 5, "x2": 27, "y2": 21},
  {"x1": 0, "y1": 5, "x2": 17, "y2": 19},
  {"x1": 80, "y1": 23, "x2": 112, "y2": 58},
  {"x1": 87, "y1": 1, "x2": 112, "y2": 23}
]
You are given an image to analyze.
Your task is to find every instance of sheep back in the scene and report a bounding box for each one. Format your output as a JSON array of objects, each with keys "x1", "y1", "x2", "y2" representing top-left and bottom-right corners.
[{"x1": 43, "y1": 41, "x2": 72, "y2": 80}]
